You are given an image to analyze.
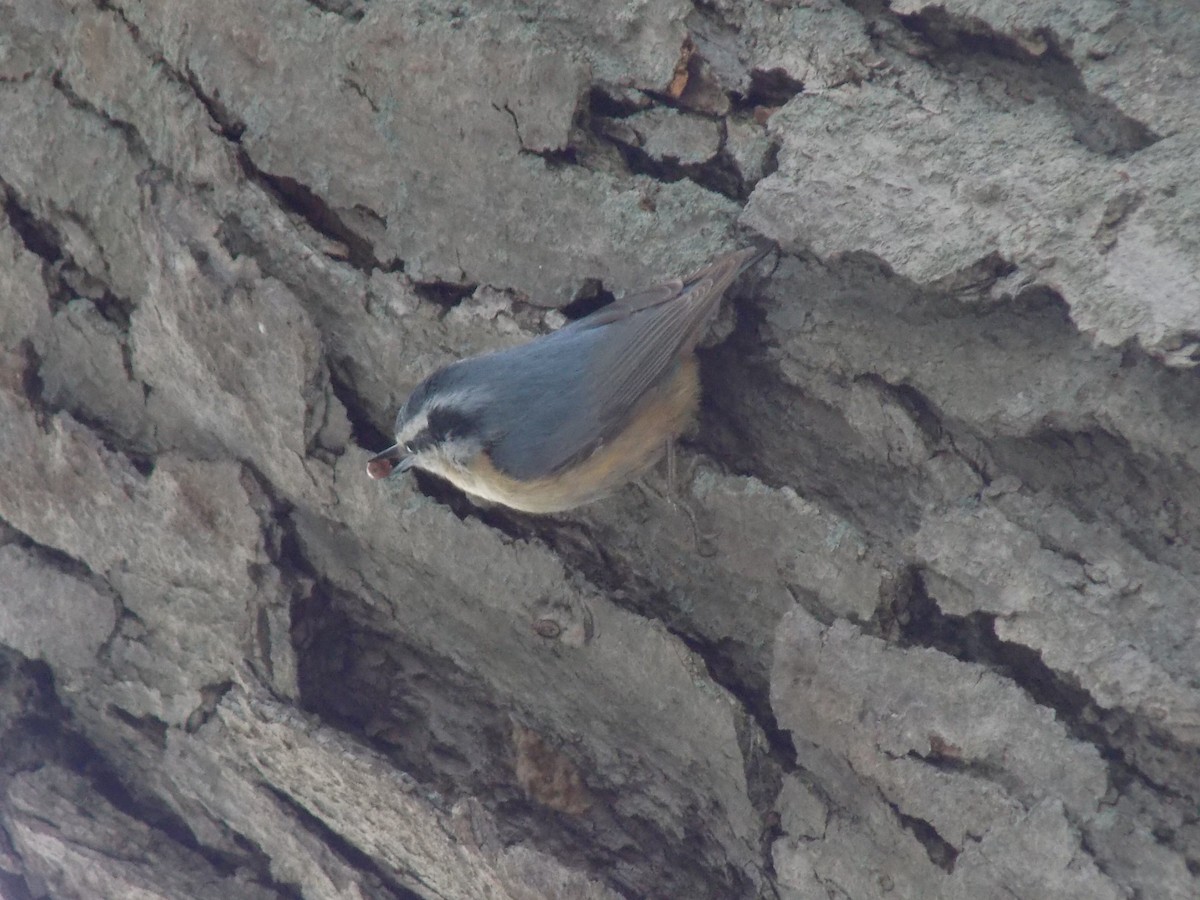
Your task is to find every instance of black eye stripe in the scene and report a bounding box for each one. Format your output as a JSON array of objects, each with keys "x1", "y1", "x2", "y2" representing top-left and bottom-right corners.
[
  {"x1": 428, "y1": 406, "x2": 477, "y2": 441},
  {"x1": 406, "y1": 433, "x2": 433, "y2": 453}
]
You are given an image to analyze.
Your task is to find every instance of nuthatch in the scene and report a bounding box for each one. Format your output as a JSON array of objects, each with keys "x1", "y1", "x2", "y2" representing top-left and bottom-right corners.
[{"x1": 366, "y1": 246, "x2": 769, "y2": 512}]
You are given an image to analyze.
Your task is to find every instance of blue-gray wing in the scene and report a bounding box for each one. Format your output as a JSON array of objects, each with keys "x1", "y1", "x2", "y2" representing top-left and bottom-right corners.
[{"x1": 484, "y1": 246, "x2": 767, "y2": 480}]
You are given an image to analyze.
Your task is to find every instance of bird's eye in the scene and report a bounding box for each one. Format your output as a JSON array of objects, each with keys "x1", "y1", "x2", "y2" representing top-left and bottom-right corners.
[{"x1": 404, "y1": 442, "x2": 416, "y2": 455}]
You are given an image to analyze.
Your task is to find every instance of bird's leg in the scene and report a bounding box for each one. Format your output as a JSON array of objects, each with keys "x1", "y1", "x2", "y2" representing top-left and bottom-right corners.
[
  {"x1": 665, "y1": 437, "x2": 677, "y2": 493},
  {"x1": 637, "y1": 440, "x2": 717, "y2": 557}
]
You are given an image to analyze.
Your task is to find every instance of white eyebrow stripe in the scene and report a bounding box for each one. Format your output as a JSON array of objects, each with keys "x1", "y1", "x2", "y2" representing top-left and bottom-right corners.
[
  {"x1": 395, "y1": 409, "x2": 429, "y2": 445},
  {"x1": 394, "y1": 387, "x2": 488, "y2": 445}
]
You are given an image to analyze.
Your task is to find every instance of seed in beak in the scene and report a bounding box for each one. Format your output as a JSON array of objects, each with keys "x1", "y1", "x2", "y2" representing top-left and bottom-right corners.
[{"x1": 366, "y1": 457, "x2": 395, "y2": 479}]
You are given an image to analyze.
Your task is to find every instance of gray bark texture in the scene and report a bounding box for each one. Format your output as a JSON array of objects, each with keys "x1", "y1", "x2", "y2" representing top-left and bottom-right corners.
[{"x1": 0, "y1": 1, "x2": 1197, "y2": 898}]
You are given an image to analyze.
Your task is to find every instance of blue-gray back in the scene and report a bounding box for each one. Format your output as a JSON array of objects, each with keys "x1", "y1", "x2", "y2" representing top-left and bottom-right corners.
[{"x1": 410, "y1": 246, "x2": 766, "y2": 480}]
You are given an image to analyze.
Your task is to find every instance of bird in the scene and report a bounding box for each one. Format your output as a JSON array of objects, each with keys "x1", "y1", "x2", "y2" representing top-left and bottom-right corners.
[{"x1": 366, "y1": 245, "x2": 770, "y2": 513}]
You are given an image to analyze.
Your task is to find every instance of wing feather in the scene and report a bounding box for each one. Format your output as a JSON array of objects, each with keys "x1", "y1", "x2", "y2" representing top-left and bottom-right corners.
[{"x1": 487, "y1": 246, "x2": 769, "y2": 479}]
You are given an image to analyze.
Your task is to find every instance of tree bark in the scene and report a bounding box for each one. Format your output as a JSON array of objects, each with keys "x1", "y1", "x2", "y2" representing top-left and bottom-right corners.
[{"x1": 1, "y1": 1, "x2": 1197, "y2": 897}]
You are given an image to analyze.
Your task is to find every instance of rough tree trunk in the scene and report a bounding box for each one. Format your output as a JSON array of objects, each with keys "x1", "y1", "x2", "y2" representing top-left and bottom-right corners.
[{"x1": 1, "y1": 1, "x2": 1197, "y2": 898}]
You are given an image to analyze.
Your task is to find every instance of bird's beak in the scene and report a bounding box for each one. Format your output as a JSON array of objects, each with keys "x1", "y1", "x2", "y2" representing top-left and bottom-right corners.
[{"x1": 366, "y1": 444, "x2": 416, "y2": 480}]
